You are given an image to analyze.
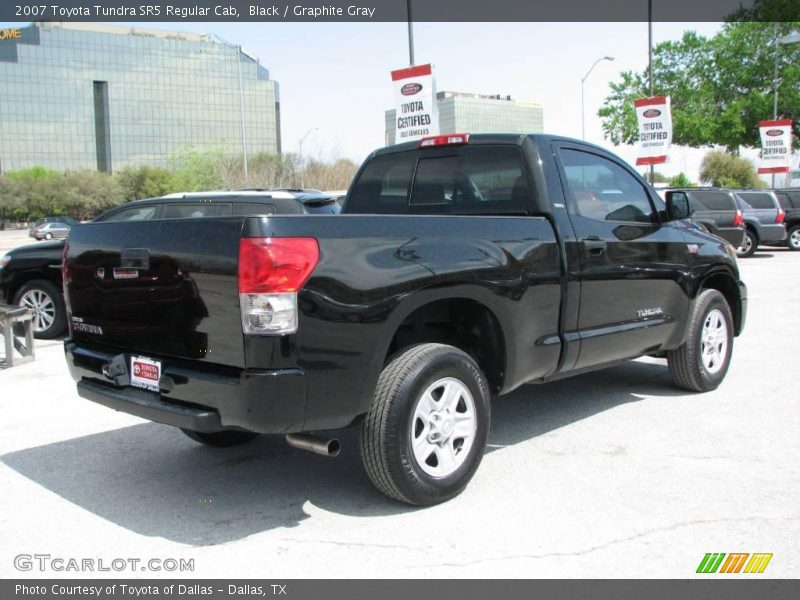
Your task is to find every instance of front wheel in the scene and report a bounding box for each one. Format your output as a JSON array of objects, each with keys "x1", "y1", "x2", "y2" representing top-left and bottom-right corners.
[
  {"x1": 360, "y1": 343, "x2": 491, "y2": 506},
  {"x1": 736, "y1": 229, "x2": 757, "y2": 258},
  {"x1": 180, "y1": 428, "x2": 258, "y2": 447},
  {"x1": 14, "y1": 279, "x2": 67, "y2": 339},
  {"x1": 787, "y1": 225, "x2": 800, "y2": 251},
  {"x1": 667, "y1": 289, "x2": 734, "y2": 392}
]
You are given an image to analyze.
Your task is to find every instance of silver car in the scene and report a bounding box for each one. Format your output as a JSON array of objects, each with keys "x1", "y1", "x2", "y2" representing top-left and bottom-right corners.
[{"x1": 32, "y1": 221, "x2": 71, "y2": 240}]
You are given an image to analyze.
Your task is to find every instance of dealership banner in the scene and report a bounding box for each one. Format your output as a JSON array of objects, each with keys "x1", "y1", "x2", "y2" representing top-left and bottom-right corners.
[
  {"x1": 391, "y1": 63, "x2": 439, "y2": 143},
  {"x1": 634, "y1": 96, "x2": 672, "y2": 166},
  {"x1": 757, "y1": 119, "x2": 793, "y2": 174}
]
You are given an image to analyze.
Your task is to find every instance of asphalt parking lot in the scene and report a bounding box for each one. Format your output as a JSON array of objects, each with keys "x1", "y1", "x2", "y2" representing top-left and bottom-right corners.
[{"x1": 1, "y1": 231, "x2": 798, "y2": 579}]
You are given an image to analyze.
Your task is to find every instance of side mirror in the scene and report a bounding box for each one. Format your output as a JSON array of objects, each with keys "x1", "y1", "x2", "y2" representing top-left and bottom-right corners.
[{"x1": 666, "y1": 191, "x2": 692, "y2": 221}]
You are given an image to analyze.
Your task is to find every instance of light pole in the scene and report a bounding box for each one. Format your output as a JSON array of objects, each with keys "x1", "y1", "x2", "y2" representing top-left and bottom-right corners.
[
  {"x1": 771, "y1": 30, "x2": 800, "y2": 187},
  {"x1": 407, "y1": 0, "x2": 415, "y2": 66},
  {"x1": 581, "y1": 56, "x2": 614, "y2": 140},
  {"x1": 236, "y1": 44, "x2": 248, "y2": 180},
  {"x1": 298, "y1": 128, "x2": 318, "y2": 189}
]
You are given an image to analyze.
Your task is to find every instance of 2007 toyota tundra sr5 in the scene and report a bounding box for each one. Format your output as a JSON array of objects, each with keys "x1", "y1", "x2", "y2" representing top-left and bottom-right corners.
[{"x1": 63, "y1": 134, "x2": 746, "y2": 505}]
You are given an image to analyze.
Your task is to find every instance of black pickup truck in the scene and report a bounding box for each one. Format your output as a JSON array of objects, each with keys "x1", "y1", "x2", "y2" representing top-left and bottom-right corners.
[{"x1": 63, "y1": 134, "x2": 747, "y2": 505}]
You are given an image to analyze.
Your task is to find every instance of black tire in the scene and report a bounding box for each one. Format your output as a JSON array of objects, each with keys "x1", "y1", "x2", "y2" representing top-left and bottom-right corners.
[
  {"x1": 736, "y1": 229, "x2": 758, "y2": 258},
  {"x1": 180, "y1": 428, "x2": 258, "y2": 447},
  {"x1": 360, "y1": 343, "x2": 491, "y2": 506},
  {"x1": 787, "y1": 225, "x2": 800, "y2": 251},
  {"x1": 44, "y1": 232, "x2": 53, "y2": 240},
  {"x1": 667, "y1": 289, "x2": 734, "y2": 392},
  {"x1": 13, "y1": 279, "x2": 67, "y2": 339}
]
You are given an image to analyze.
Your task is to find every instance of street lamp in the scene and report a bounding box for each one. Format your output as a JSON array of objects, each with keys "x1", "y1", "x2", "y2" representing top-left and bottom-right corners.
[
  {"x1": 298, "y1": 128, "x2": 318, "y2": 188},
  {"x1": 581, "y1": 56, "x2": 614, "y2": 140}
]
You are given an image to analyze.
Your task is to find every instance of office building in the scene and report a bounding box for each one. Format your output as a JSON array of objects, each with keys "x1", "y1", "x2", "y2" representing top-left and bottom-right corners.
[
  {"x1": 385, "y1": 90, "x2": 544, "y2": 145},
  {"x1": 0, "y1": 22, "x2": 281, "y2": 173}
]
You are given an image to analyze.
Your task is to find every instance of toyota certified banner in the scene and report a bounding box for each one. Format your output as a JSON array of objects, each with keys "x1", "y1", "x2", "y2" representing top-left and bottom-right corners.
[
  {"x1": 757, "y1": 119, "x2": 793, "y2": 174},
  {"x1": 634, "y1": 96, "x2": 672, "y2": 166},
  {"x1": 391, "y1": 63, "x2": 439, "y2": 143}
]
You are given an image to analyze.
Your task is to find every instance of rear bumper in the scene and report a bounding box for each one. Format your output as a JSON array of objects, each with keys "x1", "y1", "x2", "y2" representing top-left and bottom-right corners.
[
  {"x1": 64, "y1": 341, "x2": 307, "y2": 433},
  {"x1": 715, "y1": 227, "x2": 746, "y2": 248},
  {"x1": 757, "y1": 224, "x2": 786, "y2": 244}
]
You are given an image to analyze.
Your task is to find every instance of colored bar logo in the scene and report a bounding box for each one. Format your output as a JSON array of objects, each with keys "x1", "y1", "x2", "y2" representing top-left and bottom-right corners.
[{"x1": 696, "y1": 553, "x2": 773, "y2": 574}]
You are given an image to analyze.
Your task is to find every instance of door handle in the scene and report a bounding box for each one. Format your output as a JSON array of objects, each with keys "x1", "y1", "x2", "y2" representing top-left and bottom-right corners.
[{"x1": 581, "y1": 236, "x2": 606, "y2": 255}]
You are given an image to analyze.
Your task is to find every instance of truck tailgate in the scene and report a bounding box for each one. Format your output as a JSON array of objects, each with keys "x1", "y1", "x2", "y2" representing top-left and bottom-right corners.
[{"x1": 65, "y1": 218, "x2": 245, "y2": 367}]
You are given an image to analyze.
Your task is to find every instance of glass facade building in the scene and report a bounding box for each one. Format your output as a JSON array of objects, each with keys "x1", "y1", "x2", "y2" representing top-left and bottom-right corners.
[
  {"x1": 385, "y1": 91, "x2": 543, "y2": 145},
  {"x1": 0, "y1": 23, "x2": 280, "y2": 173}
]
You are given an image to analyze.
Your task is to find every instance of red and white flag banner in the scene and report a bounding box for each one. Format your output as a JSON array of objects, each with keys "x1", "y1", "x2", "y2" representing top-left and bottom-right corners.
[
  {"x1": 390, "y1": 63, "x2": 439, "y2": 143},
  {"x1": 757, "y1": 119, "x2": 793, "y2": 174},
  {"x1": 634, "y1": 96, "x2": 672, "y2": 166}
]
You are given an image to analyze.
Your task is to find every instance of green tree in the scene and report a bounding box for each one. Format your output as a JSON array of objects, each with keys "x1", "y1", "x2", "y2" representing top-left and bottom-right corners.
[
  {"x1": 699, "y1": 150, "x2": 764, "y2": 188},
  {"x1": 59, "y1": 170, "x2": 125, "y2": 220},
  {"x1": 171, "y1": 148, "x2": 226, "y2": 191},
  {"x1": 599, "y1": 17, "x2": 800, "y2": 150},
  {"x1": 117, "y1": 166, "x2": 180, "y2": 201},
  {"x1": 669, "y1": 172, "x2": 696, "y2": 187}
]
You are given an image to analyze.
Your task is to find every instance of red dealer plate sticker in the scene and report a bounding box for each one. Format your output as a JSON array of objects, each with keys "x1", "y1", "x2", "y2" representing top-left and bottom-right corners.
[{"x1": 130, "y1": 356, "x2": 162, "y2": 392}]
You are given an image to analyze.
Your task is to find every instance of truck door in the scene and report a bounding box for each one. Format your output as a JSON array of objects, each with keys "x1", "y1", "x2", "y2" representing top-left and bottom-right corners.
[{"x1": 553, "y1": 143, "x2": 690, "y2": 370}]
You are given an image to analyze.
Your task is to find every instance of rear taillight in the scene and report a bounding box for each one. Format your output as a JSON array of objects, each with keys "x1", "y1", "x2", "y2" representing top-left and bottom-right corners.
[
  {"x1": 776, "y1": 208, "x2": 785, "y2": 224},
  {"x1": 733, "y1": 209, "x2": 744, "y2": 227},
  {"x1": 418, "y1": 133, "x2": 470, "y2": 148},
  {"x1": 238, "y1": 237, "x2": 319, "y2": 335}
]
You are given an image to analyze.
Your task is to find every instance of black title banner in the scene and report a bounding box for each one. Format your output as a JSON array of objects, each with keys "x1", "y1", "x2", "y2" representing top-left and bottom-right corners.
[{"x1": 2, "y1": 0, "x2": 799, "y2": 23}]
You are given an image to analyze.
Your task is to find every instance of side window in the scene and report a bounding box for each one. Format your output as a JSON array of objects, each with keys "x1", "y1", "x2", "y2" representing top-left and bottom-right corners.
[
  {"x1": 693, "y1": 191, "x2": 735, "y2": 211},
  {"x1": 98, "y1": 205, "x2": 159, "y2": 222},
  {"x1": 231, "y1": 203, "x2": 276, "y2": 216},
  {"x1": 739, "y1": 193, "x2": 774, "y2": 209},
  {"x1": 160, "y1": 203, "x2": 231, "y2": 219},
  {"x1": 560, "y1": 148, "x2": 656, "y2": 223}
]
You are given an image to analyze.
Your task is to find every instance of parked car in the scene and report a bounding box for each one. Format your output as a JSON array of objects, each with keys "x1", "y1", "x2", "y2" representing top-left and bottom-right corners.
[
  {"x1": 772, "y1": 189, "x2": 800, "y2": 251},
  {"x1": 30, "y1": 221, "x2": 71, "y2": 240},
  {"x1": 667, "y1": 188, "x2": 745, "y2": 248},
  {"x1": 63, "y1": 133, "x2": 746, "y2": 505},
  {"x1": 97, "y1": 189, "x2": 341, "y2": 220},
  {"x1": 731, "y1": 190, "x2": 786, "y2": 257},
  {"x1": 28, "y1": 216, "x2": 78, "y2": 238},
  {"x1": 0, "y1": 190, "x2": 339, "y2": 339}
]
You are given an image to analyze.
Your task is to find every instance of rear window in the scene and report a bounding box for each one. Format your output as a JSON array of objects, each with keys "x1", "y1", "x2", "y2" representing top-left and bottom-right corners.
[
  {"x1": 776, "y1": 191, "x2": 800, "y2": 209},
  {"x1": 738, "y1": 193, "x2": 775, "y2": 209},
  {"x1": 347, "y1": 145, "x2": 532, "y2": 215},
  {"x1": 775, "y1": 193, "x2": 792, "y2": 210},
  {"x1": 691, "y1": 191, "x2": 735, "y2": 211}
]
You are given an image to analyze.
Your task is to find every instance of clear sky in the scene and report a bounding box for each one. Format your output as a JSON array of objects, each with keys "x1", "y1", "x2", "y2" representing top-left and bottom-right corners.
[
  {"x1": 114, "y1": 20, "x2": 726, "y2": 179},
  {"x1": 7, "y1": 20, "x2": 759, "y2": 180}
]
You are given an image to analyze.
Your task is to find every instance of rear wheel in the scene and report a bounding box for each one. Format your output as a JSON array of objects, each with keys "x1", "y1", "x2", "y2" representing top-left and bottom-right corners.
[
  {"x1": 667, "y1": 289, "x2": 733, "y2": 392},
  {"x1": 736, "y1": 229, "x2": 757, "y2": 258},
  {"x1": 360, "y1": 343, "x2": 491, "y2": 506},
  {"x1": 14, "y1": 279, "x2": 66, "y2": 339},
  {"x1": 44, "y1": 232, "x2": 53, "y2": 240},
  {"x1": 787, "y1": 225, "x2": 800, "y2": 251},
  {"x1": 180, "y1": 429, "x2": 258, "y2": 447}
]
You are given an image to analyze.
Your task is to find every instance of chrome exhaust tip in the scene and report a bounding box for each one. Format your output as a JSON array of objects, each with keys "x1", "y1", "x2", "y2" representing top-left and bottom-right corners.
[{"x1": 285, "y1": 433, "x2": 341, "y2": 457}]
